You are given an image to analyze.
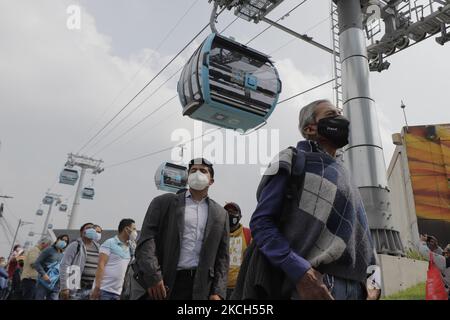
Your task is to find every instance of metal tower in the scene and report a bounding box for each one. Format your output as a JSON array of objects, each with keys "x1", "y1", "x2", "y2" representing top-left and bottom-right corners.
[
  {"x1": 41, "y1": 192, "x2": 62, "y2": 238},
  {"x1": 64, "y1": 153, "x2": 104, "y2": 229},
  {"x1": 335, "y1": 0, "x2": 403, "y2": 255},
  {"x1": 331, "y1": 1, "x2": 343, "y2": 109}
]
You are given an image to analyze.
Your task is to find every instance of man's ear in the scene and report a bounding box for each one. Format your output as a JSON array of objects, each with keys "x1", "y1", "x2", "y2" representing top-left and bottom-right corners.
[
  {"x1": 303, "y1": 124, "x2": 315, "y2": 136},
  {"x1": 209, "y1": 178, "x2": 214, "y2": 186}
]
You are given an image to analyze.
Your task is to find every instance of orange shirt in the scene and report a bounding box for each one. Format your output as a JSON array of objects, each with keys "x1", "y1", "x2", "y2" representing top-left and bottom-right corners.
[{"x1": 227, "y1": 225, "x2": 251, "y2": 288}]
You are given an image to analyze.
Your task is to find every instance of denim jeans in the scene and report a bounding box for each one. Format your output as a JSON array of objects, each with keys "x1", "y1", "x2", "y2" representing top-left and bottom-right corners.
[
  {"x1": 0, "y1": 288, "x2": 9, "y2": 300},
  {"x1": 323, "y1": 274, "x2": 365, "y2": 300},
  {"x1": 100, "y1": 290, "x2": 120, "y2": 300},
  {"x1": 226, "y1": 288, "x2": 234, "y2": 300},
  {"x1": 35, "y1": 282, "x2": 59, "y2": 300},
  {"x1": 70, "y1": 288, "x2": 92, "y2": 300},
  {"x1": 291, "y1": 274, "x2": 365, "y2": 300}
]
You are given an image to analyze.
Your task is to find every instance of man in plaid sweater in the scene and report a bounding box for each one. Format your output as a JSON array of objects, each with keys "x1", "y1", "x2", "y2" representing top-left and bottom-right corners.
[{"x1": 248, "y1": 99, "x2": 380, "y2": 300}]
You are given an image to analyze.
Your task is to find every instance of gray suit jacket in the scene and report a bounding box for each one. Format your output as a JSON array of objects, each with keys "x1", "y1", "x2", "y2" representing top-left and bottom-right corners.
[{"x1": 130, "y1": 191, "x2": 230, "y2": 300}]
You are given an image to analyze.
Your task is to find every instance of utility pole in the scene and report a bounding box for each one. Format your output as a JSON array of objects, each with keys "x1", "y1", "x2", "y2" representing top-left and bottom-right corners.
[
  {"x1": 335, "y1": 0, "x2": 403, "y2": 255},
  {"x1": 64, "y1": 153, "x2": 104, "y2": 229},
  {"x1": 9, "y1": 219, "x2": 33, "y2": 256},
  {"x1": 401, "y1": 100, "x2": 409, "y2": 133}
]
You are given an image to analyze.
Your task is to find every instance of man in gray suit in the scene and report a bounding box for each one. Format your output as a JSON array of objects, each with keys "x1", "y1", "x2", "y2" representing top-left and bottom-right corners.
[{"x1": 131, "y1": 158, "x2": 229, "y2": 300}]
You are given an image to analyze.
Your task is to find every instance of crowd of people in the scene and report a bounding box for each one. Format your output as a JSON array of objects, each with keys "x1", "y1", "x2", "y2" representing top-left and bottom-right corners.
[{"x1": 0, "y1": 99, "x2": 447, "y2": 300}]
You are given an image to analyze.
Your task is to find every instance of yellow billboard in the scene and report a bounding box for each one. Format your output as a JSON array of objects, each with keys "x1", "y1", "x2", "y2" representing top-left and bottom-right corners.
[{"x1": 404, "y1": 124, "x2": 450, "y2": 243}]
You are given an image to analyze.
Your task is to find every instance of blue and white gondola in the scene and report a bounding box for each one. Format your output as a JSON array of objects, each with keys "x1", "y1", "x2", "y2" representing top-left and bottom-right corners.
[
  {"x1": 59, "y1": 168, "x2": 79, "y2": 185},
  {"x1": 42, "y1": 196, "x2": 53, "y2": 205},
  {"x1": 178, "y1": 33, "x2": 282, "y2": 132},
  {"x1": 154, "y1": 162, "x2": 188, "y2": 193},
  {"x1": 81, "y1": 187, "x2": 95, "y2": 200}
]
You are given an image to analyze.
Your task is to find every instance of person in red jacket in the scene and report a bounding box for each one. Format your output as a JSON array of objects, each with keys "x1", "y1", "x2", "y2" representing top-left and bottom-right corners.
[
  {"x1": 7, "y1": 245, "x2": 24, "y2": 279},
  {"x1": 224, "y1": 202, "x2": 251, "y2": 300}
]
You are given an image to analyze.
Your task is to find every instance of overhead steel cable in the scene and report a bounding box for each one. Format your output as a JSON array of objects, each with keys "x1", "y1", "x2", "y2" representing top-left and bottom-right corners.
[
  {"x1": 106, "y1": 128, "x2": 223, "y2": 169},
  {"x1": 246, "y1": 0, "x2": 309, "y2": 45},
  {"x1": 112, "y1": 109, "x2": 180, "y2": 153},
  {"x1": 89, "y1": 13, "x2": 240, "y2": 156},
  {"x1": 92, "y1": 95, "x2": 179, "y2": 156},
  {"x1": 105, "y1": 77, "x2": 334, "y2": 169},
  {"x1": 79, "y1": 0, "x2": 203, "y2": 147},
  {"x1": 93, "y1": 4, "x2": 334, "y2": 166},
  {"x1": 89, "y1": 4, "x2": 312, "y2": 157},
  {"x1": 268, "y1": 14, "x2": 331, "y2": 55},
  {"x1": 76, "y1": 8, "x2": 226, "y2": 154},
  {"x1": 86, "y1": 65, "x2": 184, "y2": 154},
  {"x1": 278, "y1": 78, "x2": 335, "y2": 104}
]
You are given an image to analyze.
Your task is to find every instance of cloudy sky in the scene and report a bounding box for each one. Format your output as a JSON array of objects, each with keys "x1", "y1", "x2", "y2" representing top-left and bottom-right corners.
[{"x1": 0, "y1": 0, "x2": 449, "y2": 256}]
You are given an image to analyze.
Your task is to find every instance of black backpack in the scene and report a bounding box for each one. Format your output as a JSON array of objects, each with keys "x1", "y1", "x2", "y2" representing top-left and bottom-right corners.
[{"x1": 231, "y1": 147, "x2": 306, "y2": 299}]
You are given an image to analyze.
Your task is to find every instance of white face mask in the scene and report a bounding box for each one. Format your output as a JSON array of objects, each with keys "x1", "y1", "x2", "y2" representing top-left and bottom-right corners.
[
  {"x1": 129, "y1": 229, "x2": 138, "y2": 242},
  {"x1": 188, "y1": 171, "x2": 210, "y2": 191}
]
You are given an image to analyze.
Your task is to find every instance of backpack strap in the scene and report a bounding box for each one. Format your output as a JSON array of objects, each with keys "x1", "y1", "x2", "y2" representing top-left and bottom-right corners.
[
  {"x1": 286, "y1": 146, "x2": 306, "y2": 198},
  {"x1": 70, "y1": 241, "x2": 82, "y2": 266},
  {"x1": 279, "y1": 147, "x2": 306, "y2": 226}
]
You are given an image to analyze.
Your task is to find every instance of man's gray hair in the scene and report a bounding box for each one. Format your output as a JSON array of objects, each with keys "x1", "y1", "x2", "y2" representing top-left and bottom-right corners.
[
  {"x1": 298, "y1": 99, "x2": 333, "y2": 138},
  {"x1": 38, "y1": 237, "x2": 52, "y2": 246}
]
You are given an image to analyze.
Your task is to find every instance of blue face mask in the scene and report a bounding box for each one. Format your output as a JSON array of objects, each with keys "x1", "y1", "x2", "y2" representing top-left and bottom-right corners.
[
  {"x1": 95, "y1": 232, "x2": 101, "y2": 242},
  {"x1": 84, "y1": 228, "x2": 97, "y2": 240},
  {"x1": 55, "y1": 240, "x2": 67, "y2": 249}
]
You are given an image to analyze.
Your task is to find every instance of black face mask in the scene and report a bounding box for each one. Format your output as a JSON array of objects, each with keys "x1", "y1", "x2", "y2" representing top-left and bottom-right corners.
[
  {"x1": 229, "y1": 215, "x2": 241, "y2": 228},
  {"x1": 317, "y1": 115, "x2": 350, "y2": 148}
]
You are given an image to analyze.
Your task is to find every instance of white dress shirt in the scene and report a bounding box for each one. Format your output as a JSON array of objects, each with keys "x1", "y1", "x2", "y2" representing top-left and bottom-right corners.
[{"x1": 177, "y1": 191, "x2": 209, "y2": 270}]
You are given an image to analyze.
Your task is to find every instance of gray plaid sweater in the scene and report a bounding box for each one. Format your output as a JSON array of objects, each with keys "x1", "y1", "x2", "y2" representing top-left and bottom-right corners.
[{"x1": 253, "y1": 140, "x2": 376, "y2": 283}]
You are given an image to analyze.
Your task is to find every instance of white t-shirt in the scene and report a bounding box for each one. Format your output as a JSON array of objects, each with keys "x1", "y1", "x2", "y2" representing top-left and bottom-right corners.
[{"x1": 96, "y1": 236, "x2": 131, "y2": 295}]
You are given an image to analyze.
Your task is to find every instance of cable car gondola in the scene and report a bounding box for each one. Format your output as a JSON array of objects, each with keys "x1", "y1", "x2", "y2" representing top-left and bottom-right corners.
[
  {"x1": 48, "y1": 224, "x2": 53, "y2": 230},
  {"x1": 178, "y1": 33, "x2": 282, "y2": 132},
  {"x1": 59, "y1": 204, "x2": 68, "y2": 212},
  {"x1": 36, "y1": 209, "x2": 44, "y2": 216},
  {"x1": 59, "y1": 168, "x2": 79, "y2": 185},
  {"x1": 154, "y1": 162, "x2": 188, "y2": 193},
  {"x1": 42, "y1": 196, "x2": 53, "y2": 205},
  {"x1": 81, "y1": 187, "x2": 95, "y2": 200}
]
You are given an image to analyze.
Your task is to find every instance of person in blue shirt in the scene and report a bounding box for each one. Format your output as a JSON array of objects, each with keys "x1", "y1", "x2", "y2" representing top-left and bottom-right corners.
[
  {"x1": 234, "y1": 99, "x2": 380, "y2": 300},
  {"x1": 90, "y1": 219, "x2": 136, "y2": 300},
  {"x1": 34, "y1": 234, "x2": 70, "y2": 300}
]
